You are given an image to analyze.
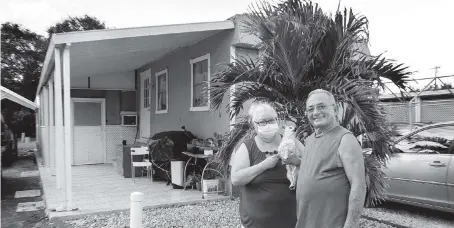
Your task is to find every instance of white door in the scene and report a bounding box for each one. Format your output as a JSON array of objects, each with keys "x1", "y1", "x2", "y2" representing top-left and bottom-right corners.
[
  {"x1": 140, "y1": 69, "x2": 151, "y2": 140},
  {"x1": 72, "y1": 98, "x2": 106, "y2": 165}
]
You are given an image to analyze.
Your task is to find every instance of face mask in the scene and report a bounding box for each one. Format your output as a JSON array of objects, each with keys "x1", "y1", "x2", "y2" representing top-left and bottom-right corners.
[{"x1": 257, "y1": 123, "x2": 279, "y2": 140}]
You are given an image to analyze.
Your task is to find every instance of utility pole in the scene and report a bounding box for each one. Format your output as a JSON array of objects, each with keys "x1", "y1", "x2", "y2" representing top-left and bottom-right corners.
[{"x1": 431, "y1": 66, "x2": 440, "y2": 88}]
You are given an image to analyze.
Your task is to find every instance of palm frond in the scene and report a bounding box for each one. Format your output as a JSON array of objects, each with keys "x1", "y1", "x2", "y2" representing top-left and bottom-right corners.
[
  {"x1": 214, "y1": 118, "x2": 255, "y2": 175},
  {"x1": 364, "y1": 154, "x2": 388, "y2": 207}
]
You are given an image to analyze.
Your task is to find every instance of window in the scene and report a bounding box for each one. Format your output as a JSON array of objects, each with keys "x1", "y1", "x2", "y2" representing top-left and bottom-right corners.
[
  {"x1": 143, "y1": 78, "x2": 150, "y2": 108},
  {"x1": 394, "y1": 125, "x2": 454, "y2": 154},
  {"x1": 155, "y1": 69, "x2": 169, "y2": 114},
  {"x1": 190, "y1": 53, "x2": 210, "y2": 111},
  {"x1": 121, "y1": 111, "x2": 137, "y2": 126}
]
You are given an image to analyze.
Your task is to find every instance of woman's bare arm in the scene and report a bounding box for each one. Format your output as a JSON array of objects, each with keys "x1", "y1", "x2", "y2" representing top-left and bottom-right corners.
[{"x1": 231, "y1": 143, "x2": 268, "y2": 186}]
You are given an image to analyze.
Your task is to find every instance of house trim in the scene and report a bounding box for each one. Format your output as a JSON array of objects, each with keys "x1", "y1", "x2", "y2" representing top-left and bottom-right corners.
[
  {"x1": 70, "y1": 87, "x2": 136, "y2": 91},
  {"x1": 1, "y1": 86, "x2": 39, "y2": 110},
  {"x1": 189, "y1": 53, "x2": 211, "y2": 112},
  {"x1": 53, "y1": 21, "x2": 234, "y2": 44},
  {"x1": 155, "y1": 68, "x2": 169, "y2": 114}
]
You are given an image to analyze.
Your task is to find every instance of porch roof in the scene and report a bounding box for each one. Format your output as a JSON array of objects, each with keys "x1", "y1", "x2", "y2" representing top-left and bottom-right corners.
[
  {"x1": 1, "y1": 86, "x2": 38, "y2": 110},
  {"x1": 35, "y1": 20, "x2": 235, "y2": 100}
]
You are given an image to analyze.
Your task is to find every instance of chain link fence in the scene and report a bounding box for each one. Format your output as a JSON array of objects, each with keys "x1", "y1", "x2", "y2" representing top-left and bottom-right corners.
[
  {"x1": 420, "y1": 99, "x2": 454, "y2": 123},
  {"x1": 380, "y1": 98, "x2": 454, "y2": 124}
]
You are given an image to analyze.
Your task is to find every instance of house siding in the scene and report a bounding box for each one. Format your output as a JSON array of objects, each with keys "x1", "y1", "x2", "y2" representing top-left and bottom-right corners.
[{"x1": 137, "y1": 29, "x2": 234, "y2": 139}]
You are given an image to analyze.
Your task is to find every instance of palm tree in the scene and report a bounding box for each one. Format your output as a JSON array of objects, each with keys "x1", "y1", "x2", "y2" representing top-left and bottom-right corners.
[{"x1": 210, "y1": 0, "x2": 412, "y2": 207}]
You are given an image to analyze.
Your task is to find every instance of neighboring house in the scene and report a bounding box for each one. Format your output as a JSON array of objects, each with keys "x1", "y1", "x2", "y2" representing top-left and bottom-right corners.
[
  {"x1": 1, "y1": 86, "x2": 39, "y2": 166},
  {"x1": 34, "y1": 14, "x2": 263, "y2": 205},
  {"x1": 379, "y1": 89, "x2": 454, "y2": 123}
]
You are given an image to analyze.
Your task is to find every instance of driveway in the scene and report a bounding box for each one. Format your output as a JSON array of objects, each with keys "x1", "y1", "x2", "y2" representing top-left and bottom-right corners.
[
  {"x1": 1, "y1": 141, "x2": 56, "y2": 228},
  {"x1": 364, "y1": 202, "x2": 454, "y2": 228}
]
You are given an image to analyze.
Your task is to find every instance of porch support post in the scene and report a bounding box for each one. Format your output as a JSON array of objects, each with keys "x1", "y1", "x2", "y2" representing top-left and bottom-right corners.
[
  {"x1": 43, "y1": 85, "x2": 49, "y2": 167},
  {"x1": 54, "y1": 47, "x2": 64, "y2": 192},
  {"x1": 229, "y1": 45, "x2": 236, "y2": 132},
  {"x1": 62, "y1": 43, "x2": 73, "y2": 209},
  {"x1": 49, "y1": 79, "x2": 56, "y2": 175},
  {"x1": 227, "y1": 45, "x2": 236, "y2": 197},
  {"x1": 37, "y1": 93, "x2": 43, "y2": 157},
  {"x1": 414, "y1": 96, "x2": 421, "y2": 122},
  {"x1": 35, "y1": 103, "x2": 39, "y2": 153}
]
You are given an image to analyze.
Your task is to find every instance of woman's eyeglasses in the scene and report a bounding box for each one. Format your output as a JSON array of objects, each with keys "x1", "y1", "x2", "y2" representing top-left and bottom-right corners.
[{"x1": 254, "y1": 118, "x2": 277, "y2": 126}]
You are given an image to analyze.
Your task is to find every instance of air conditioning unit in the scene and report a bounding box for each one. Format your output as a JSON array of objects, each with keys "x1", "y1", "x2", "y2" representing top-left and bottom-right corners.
[{"x1": 121, "y1": 111, "x2": 137, "y2": 126}]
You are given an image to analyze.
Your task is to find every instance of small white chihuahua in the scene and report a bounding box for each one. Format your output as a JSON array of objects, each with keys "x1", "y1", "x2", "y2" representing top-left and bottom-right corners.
[{"x1": 278, "y1": 126, "x2": 300, "y2": 191}]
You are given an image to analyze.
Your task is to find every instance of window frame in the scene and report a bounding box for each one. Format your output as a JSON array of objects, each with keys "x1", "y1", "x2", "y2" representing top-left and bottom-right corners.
[
  {"x1": 143, "y1": 76, "x2": 150, "y2": 109},
  {"x1": 155, "y1": 68, "x2": 169, "y2": 114},
  {"x1": 121, "y1": 111, "x2": 138, "y2": 126},
  {"x1": 189, "y1": 53, "x2": 211, "y2": 112}
]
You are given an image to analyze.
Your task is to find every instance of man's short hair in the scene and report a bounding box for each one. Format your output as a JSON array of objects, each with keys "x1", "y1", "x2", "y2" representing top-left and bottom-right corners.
[{"x1": 307, "y1": 89, "x2": 336, "y2": 105}]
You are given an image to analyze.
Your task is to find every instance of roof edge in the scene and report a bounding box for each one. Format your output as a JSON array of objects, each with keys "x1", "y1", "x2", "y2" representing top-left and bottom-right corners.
[
  {"x1": 52, "y1": 20, "x2": 235, "y2": 44},
  {"x1": 35, "y1": 35, "x2": 56, "y2": 99}
]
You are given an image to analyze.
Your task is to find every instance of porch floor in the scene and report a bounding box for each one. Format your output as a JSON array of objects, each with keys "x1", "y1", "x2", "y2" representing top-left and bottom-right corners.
[{"x1": 38, "y1": 163, "x2": 228, "y2": 220}]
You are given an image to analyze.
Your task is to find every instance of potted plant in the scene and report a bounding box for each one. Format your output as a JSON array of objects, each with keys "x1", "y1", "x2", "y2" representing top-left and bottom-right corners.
[{"x1": 202, "y1": 170, "x2": 220, "y2": 194}]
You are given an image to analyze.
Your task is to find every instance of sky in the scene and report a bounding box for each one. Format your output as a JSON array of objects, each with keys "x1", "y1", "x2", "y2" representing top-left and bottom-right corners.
[{"x1": 1, "y1": 0, "x2": 453, "y2": 93}]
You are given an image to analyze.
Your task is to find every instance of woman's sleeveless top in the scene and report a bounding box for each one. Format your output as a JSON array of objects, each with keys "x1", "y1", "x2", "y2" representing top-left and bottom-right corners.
[{"x1": 239, "y1": 138, "x2": 297, "y2": 228}]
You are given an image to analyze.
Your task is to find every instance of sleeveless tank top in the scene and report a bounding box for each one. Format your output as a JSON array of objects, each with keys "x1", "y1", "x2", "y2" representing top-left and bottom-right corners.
[
  {"x1": 296, "y1": 125, "x2": 352, "y2": 228},
  {"x1": 239, "y1": 138, "x2": 297, "y2": 228}
]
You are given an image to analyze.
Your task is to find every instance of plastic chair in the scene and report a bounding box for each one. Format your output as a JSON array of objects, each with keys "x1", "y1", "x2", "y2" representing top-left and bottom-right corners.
[{"x1": 131, "y1": 146, "x2": 152, "y2": 183}]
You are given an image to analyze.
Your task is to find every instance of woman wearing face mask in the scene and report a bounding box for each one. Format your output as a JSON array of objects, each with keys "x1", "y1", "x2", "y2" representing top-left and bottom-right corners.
[{"x1": 231, "y1": 101, "x2": 301, "y2": 228}]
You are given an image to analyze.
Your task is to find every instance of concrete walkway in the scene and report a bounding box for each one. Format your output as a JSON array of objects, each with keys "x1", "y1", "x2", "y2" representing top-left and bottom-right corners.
[{"x1": 38, "y1": 160, "x2": 228, "y2": 221}]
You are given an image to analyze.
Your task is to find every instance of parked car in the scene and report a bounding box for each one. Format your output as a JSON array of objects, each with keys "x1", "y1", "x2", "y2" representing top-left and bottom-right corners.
[
  {"x1": 1, "y1": 114, "x2": 18, "y2": 167},
  {"x1": 366, "y1": 121, "x2": 454, "y2": 213}
]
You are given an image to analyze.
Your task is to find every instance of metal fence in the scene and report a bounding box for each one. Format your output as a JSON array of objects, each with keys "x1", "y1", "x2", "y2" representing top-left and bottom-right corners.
[{"x1": 380, "y1": 98, "x2": 454, "y2": 124}]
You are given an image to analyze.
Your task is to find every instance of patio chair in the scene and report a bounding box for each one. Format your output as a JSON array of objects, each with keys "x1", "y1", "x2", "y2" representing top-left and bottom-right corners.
[{"x1": 131, "y1": 146, "x2": 152, "y2": 183}]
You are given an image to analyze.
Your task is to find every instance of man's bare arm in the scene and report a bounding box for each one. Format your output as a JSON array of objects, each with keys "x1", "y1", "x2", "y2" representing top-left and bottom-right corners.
[{"x1": 338, "y1": 133, "x2": 367, "y2": 228}]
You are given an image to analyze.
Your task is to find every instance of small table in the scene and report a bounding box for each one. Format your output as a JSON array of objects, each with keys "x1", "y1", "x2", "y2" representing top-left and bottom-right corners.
[
  {"x1": 182, "y1": 151, "x2": 226, "y2": 199},
  {"x1": 182, "y1": 152, "x2": 212, "y2": 190}
]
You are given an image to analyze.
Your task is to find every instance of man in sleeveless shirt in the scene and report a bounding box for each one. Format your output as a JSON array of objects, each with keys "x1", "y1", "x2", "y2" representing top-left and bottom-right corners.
[{"x1": 293, "y1": 89, "x2": 367, "y2": 228}]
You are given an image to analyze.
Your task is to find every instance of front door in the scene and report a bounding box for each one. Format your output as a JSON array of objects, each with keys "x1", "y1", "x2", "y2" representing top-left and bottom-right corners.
[
  {"x1": 140, "y1": 69, "x2": 151, "y2": 140},
  {"x1": 72, "y1": 98, "x2": 106, "y2": 165}
]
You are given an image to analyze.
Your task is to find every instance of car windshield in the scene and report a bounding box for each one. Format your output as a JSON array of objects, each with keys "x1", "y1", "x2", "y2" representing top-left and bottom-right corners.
[{"x1": 395, "y1": 125, "x2": 454, "y2": 154}]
